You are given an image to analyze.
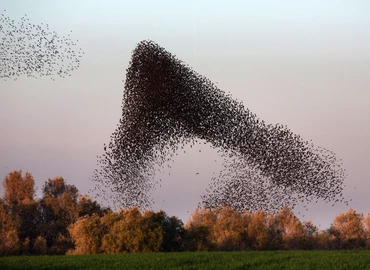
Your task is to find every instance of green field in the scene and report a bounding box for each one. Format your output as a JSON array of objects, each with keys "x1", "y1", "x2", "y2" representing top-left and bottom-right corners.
[{"x1": 1, "y1": 251, "x2": 370, "y2": 270}]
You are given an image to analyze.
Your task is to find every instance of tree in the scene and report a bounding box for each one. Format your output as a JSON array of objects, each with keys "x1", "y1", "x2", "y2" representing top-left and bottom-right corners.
[
  {"x1": 275, "y1": 206, "x2": 305, "y2": 249},
  {"x1": 142, "y1": 210, "x2": 184, "y2": 252},
  {"x1": 33, "y1": 236, "x2": 47, "y2": 255},
  {"x1": 364, "y1": 213, "x2": 370, "y2": 248},
  {"x1": 266, "y1": 212, "x2": 283, "y2": 250},
  {"x1": 0, "y1": 200, "x2": 21, "y2": 255},
  {"x1": 100, "y1": 207, "x2": 164, "y2": 254},
  {"x1": 39, "y1": 177, "x2": 79, "y2": 254},
  {"x1": 212, "y1": 206, "x2": 246, "y2": 251},
  {"x1": 184, "y1": 224, "x2": 212, "y2": 251},
  {"x1": 67, "y1": 214, "x2": 104, "y2": 255},
  {"x1": 100, "y1": 211, "x2": 124, "y2": 254},
  {"x1": 140, "y1": 210, "x2": 165, "y2": 252},
  {"x1": 302, "y1": 221, "x2": 320, "y2": 249},
  {"x1": 316, "y1": 229, "x2": 331, "y2": 250},
  {"x1": 107, "y1": 207, "x2": 144, "y2": 253},
  {"x1": 161, "y1": 215, "x2": 185, "y2": 252},
  {"x1": 43, "y1": 176, "x2": 78, "y2": 199},
  {"x1": 2, "y1": 171, "x2": 40, "y2": 254},
  {"x1": 184, "y1": 207, "x2": 217, "y2": 251},
  {"x1": 3, "y1": 170, "x2": 35, "y2": 206},
  {"x1": 332, "y1": 208, "x2": 366, "y2": 249},
  {"x1": 77, "y1": 194, "x2": 107, "y2": 217},
  {"x1": 2, "y1": 229, "x2": 21, "y2": 255},
  {"x1": 247, "y1": 210, "x2": 269, "y2": 250},
  {"x1": 22, "y1": 237, "x2": 31, "y2": 255},
  {"x1": 326, "y1": 224, "x2": 341, "y2": 249}
]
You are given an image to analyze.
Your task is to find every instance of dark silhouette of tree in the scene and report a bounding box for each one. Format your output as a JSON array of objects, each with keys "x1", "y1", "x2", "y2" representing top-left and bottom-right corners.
[
  {"x1": 77, "y1": 194, "x2": 108, "y2": 217},
  {"x1": 161, "y1": 215, "x2": 185, "y2": 252}
]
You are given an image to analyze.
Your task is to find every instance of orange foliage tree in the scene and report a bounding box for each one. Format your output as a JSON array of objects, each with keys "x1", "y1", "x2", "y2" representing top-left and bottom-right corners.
[
  {"x1": 1, "y1": 170, "x2": 39, "y2": 255},
  {"x1": 331, "y1": 208, "x2": 366, "y2": 249}
]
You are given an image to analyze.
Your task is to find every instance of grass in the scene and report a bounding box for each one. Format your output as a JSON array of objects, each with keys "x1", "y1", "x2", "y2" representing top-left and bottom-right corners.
[{"x1": 1, "y1": 250, "x2": 370, "y2": 270}]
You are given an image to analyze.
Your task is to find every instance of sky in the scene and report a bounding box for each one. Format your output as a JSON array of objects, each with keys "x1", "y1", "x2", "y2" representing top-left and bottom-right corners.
[{"x1": 1, "y1": 0, "x2": 370, "y2": 229}]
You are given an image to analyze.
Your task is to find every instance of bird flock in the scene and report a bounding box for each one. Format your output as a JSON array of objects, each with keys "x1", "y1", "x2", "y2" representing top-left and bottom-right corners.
[
  {"x1": 92, "y1": 40, "x2": 348, "y2": 212},
  {"x1": 0, "y1": 10, "x2": 83, "y2": 80}
]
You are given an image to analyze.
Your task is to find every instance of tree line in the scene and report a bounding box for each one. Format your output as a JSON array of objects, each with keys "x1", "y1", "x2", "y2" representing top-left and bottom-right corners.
[{"x1": 1, "y1": 170, "x2": 370, "y2": 256}]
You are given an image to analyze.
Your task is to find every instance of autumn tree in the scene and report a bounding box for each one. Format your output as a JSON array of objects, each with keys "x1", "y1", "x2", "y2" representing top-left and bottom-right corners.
[
  {"x1": 301, "y1": 220, "x2": 320, "y2": 249},
  {"x1": 39, "y1": 177, "x2": 79, "y2": 254},
  {"x1": 101, "y1": 207, "x2": 143, "y2": 253},
  {"x1": 363, "y1": 213, "x2": 370, "y2": 248},
  {"x1": 0, "y1": 200, "x2": 21, "y2": 255},
  {"x1": 275, "y1": 206, "x2": 305, "y2": 249},
  {"x1": 99, "y1": 210, "x2": 123, "y2": 254},
  {"x1": 331, "y1": 208, "x2": 366, "y2": 249},
  {"x1": 140, "y1": 210, "x2": 165, "y2": 252},
  {"x1": 212, "y1": 206, "x2": 246, "y2": 251},
  {"x1": 3, "y1": 170, "x2": 35, "y2": 206},
  {"x1": 68, "y1": 210, "x2": 121, "y2": 255},
  {"x1": 266, "y1": 212, "x2": 283, "y2": 250},
  {"x1": 184, "y1": 207, "x2": 217, "y2": 251},
  {"x1": 67, "y1": 213, "x2": 105, "y2": 255},
  {"x1": 100, "y1": 207, "x2": 165, "y2": 254},
  {"x1": 33, "y1": 236, "x2": 47, "y2": 255},
  {"x1": 5, "y1": 169, "x2": 370, "y2": 254},
  {"x1": 314, "y1": 229, "x2": 330, "y2": 250},
  {"x1": 247, "y1": 210, "x2": 269, "y2": 250},
  {"x1": 1, "y1": 171, "x2": 40, "y2": 254}
]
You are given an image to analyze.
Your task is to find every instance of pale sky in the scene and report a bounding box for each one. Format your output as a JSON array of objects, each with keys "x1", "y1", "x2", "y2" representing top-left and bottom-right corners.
[{"x1": 1, "y1": 0, "x2": 370, "y2": 229}]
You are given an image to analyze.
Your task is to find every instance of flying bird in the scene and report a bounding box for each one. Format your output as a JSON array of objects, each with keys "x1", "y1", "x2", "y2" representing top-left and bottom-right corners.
[
  {"x1": 0, "y1": 10, "x2": 83, "y2": 80},
  {"x1": 91, "y1": 40, "x2": 348, "y2": 213}
]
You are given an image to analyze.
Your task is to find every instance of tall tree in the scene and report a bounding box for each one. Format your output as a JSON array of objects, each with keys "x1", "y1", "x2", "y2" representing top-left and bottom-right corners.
[
  {"x1": 0, "y1": 200, "x2": 21, "y2": 255},
  {"x1": 2, "y1": 171, "x2": 40, "y2": 254},
  {"x1": 39, "y1": 177, "x2": 79, "y2": 254},
  {"x1": 100, "y1": 211, "x2": 124, "y2": 254},
  {"x1": 247, "y1": 210, "x2": 269, "y2": 250},
  {"x1": 266, "y1": 212, "x2": 283, "y2": 250}
]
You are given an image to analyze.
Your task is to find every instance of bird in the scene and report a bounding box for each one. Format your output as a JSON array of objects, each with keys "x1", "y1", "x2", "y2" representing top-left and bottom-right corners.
[
  {"x1": 0, "y1": 10, "x2": 83, "y2": 81},
  {"x1": 91, "y1": 40, "x2": 348, "y2": 214}
]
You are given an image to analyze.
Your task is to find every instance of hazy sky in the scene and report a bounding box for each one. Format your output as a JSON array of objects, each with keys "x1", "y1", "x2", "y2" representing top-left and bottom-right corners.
[{"x1": 1, "y1": 0, "x2": 370, "y2": 228}]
